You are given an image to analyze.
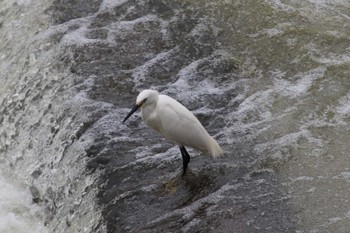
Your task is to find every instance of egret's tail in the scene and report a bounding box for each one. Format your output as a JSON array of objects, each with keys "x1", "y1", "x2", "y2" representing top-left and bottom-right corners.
[{"x1": 208, "y1": 137, "x2": 223, "y2": 158}]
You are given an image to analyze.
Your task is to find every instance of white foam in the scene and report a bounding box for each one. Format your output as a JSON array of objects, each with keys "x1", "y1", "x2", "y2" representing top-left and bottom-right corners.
[
  {"x1": 272, "y1": 67, "x2": 326, "y2": 98},
  {"x1": 99, "y1": 0, "x2": 129, "y2": 11},
  {"x1": 61, "y1": 25, "x2": 101, "y2": 46},
  {"x1": 307, "y1": 0, "x2": 350, "y2": 20},
  {"x1": 16, "y1": 0, "x2": 31, "y2": 6},
  {"x1": 265, "y1": 0, "x2": 296, "y2": 12},
  {"x1": 167, "y1": 52, "x2": 233, "y2": 102},
  {"x1": 336, "y1": 93, "x2": 350, "y2": 116},
  {"x1": 132, "y1": 48, "x2": 175, "y2": 86},
  {"x1": 267, "y1": 0, "x2": 350, "y2": 22},
  {"x1": 235, "y1": 89, "x2": 274, "y2": 125},
  {"x1": 315, "y1": 54, "x2": 350, "y2": 66},
  {"x1": 290, "y1": 176, "x2": 314, "y2": 182},
  {"x1": 254, "y1": 130, "x2": 309, "y2": 153},
  {"x1": 333, "y1": 172, "x2": 350, "y2": 181},
  {"x1": 0, "y1": 173, "x2": 47, "y2": 233},
  {"x1": 308, "y1": 0, "x2": 347, "y2": 4}
]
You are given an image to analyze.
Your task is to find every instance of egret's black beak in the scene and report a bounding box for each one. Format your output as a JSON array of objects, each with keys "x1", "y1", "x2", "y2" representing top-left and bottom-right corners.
[{"x1": 122, "y1": 104, "x2": 141, "y2": 124}]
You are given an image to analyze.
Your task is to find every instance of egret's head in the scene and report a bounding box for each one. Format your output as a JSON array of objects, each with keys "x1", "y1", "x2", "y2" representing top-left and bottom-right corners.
[
  {"x1": 122, "y1": 90, "x2": 159, "y2": 123},
  {"x1": 136, "y1": 89, "x2": 158, "y2": 107}
]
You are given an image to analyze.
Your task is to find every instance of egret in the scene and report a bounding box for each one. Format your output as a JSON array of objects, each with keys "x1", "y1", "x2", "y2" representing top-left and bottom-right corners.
[{"x1": 122, "y1": 90, "x2": 223, "y2": 176}]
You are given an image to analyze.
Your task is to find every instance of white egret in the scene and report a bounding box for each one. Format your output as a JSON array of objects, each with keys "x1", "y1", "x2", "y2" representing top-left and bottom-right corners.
[{"x1": 123, "y1": 90, "x2": 223, "y2": 176}]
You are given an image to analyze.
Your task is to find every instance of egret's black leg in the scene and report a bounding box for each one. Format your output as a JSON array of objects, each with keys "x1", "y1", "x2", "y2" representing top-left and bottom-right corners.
[{"x1": 180, "y1": 146, "x2": 190, "y2": 177}]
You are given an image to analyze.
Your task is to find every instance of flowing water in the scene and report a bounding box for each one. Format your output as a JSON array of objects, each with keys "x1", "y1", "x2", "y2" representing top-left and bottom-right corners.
[{"x1": 0, "y1": 0, "x2": 350, "y2": 232}]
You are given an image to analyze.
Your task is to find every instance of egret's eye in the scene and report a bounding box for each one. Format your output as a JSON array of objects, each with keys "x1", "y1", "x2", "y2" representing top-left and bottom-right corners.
[{"x1": 141, "y1": 98, "x2": 147, "y2": 105}]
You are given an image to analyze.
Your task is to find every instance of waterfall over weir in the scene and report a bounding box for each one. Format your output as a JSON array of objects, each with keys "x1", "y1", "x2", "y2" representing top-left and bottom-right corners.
[{"x1": 0, "y1": 0, "x2": 350, "y2": 232}]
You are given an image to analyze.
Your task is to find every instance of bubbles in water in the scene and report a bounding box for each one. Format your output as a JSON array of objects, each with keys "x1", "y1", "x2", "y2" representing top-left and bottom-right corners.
[{"x1": 0, "y1": 173, "x2": 47, "y2": 233}]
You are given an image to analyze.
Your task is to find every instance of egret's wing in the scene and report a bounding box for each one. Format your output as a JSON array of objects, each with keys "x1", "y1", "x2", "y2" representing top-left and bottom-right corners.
[{"x1": 156, "y1": 96, "x2": 210, "y2": 152}]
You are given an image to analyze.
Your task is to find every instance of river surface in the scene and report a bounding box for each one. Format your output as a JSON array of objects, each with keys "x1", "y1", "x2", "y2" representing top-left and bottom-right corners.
[{"x1": 0, "y1": 0, "x2": 350, "y2": 232}]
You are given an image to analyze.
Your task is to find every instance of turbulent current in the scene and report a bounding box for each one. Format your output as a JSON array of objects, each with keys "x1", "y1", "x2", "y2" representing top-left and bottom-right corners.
[{"x1": 0, "y1": 0, "x2": 350, "y2": 232}]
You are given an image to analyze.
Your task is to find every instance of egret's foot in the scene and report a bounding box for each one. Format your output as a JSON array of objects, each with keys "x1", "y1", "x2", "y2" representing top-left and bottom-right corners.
[{"x1": 182, "y1": 169, "x2": 186, "y2": 177}]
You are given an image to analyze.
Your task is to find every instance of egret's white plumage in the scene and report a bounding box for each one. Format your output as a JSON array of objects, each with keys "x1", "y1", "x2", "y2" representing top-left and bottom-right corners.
[{"x1": 123, "y1": 89, "x2": 223, "y2": 175}]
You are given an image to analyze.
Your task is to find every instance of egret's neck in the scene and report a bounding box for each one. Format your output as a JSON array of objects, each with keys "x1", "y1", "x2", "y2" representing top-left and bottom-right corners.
[{"x1": 141, "y1": 102, "x2": 157, "y2": 122}]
